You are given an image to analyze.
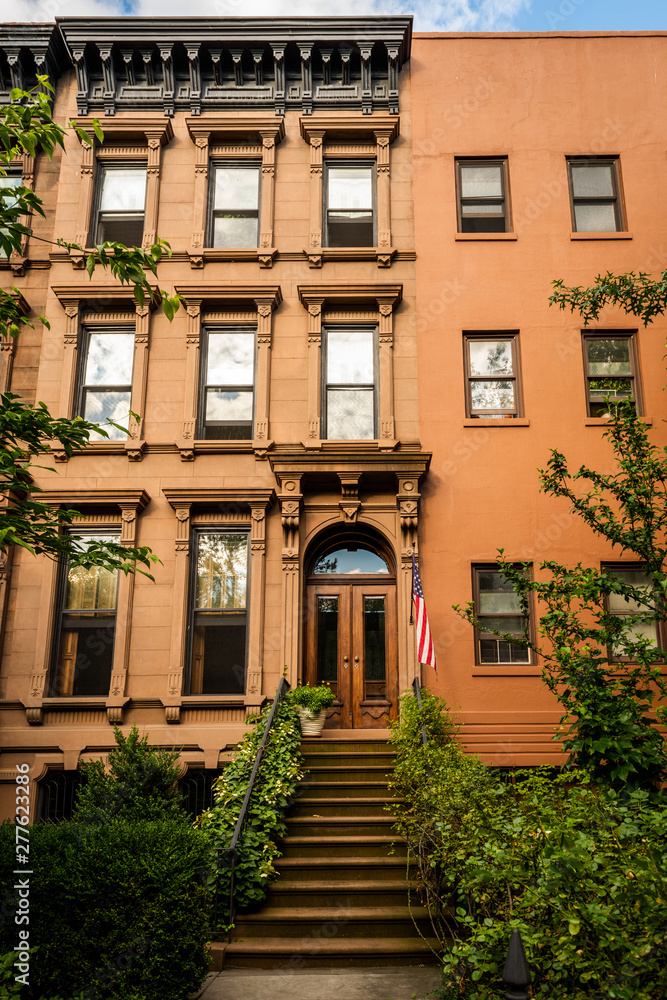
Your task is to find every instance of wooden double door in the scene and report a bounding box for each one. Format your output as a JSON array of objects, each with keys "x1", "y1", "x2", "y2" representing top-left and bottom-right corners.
[{"x1": 305, "y1": 581, "x2": 398, "y2": 729}]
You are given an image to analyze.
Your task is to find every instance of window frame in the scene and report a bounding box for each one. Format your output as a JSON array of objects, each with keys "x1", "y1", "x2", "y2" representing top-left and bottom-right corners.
[
  {"x1": 49, "y1": 531, "x2": 121, "y2": 698},
  {"x1": 456, "y1": 158, "x2": 511, "y2": 234},
  {"x1": 323, "y1": 159, "x2": 377, "y2": 249},
  {"x1": 197, "y1": 326, "x2": 257, "y2": 441},
  {"x1": 91, "y1": 161, "x2": 148, "y2": 247},
  {"x1": 567, "y1": 156, "x2": 625, "y2": 233},
  {"x1": 602, "y1": 562, "x2": 665, "y2": 662},
  {"x1": 581, "y1": 331, "x2": 641, "y2": 417},
  {"x1": 0, "y1": 168, "x2": 24, "y2": 259},
  {"x1": 185, "y1": 529, "x2": 251, "y2": 696},
  {"x1": 75, "y1": 326, "x2": 136, "y2": 441},
  {"x1": 321, "y1": 324, "x2": 379, "y2": 441},
  {"x1": 463, "y1": 332, "x2": 523, "y2": 418},
  {"x1": 206, "y1": 160, "x2": 262, "y2": 250},
  {"x1": 472, "y1": 564, "x2": 533, "y2": 666}
]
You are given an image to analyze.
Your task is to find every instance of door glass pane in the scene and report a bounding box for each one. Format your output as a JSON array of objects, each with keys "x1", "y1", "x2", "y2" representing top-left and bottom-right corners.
[
  {"x1": 317, "y1": 597, "x2": 338, "y2": 694},
  {"x1": 364, "y1": 596, "x2": 386, "y2": 699},
  {"x1": 327, "y1": 330, "x2": 374, "y2": 384},
  {"x1": 100, "y1": 169, "x2": 146, "y2": 211},
  {"x1": 586, "y1": 339, "x2": 631, "y2": 376},
  {"x1": 574, "y1": 202, "x2": 617, "y2": 232},
  {"x1": 196, "y1": 534, "x2": 247, "y2": 610},
  {"x1": 213, "y1": 166, "x2": 259, "y2": 210},
  {"x1": 85, "y1": 332, "x2": 135, "y2": 385},
  {"x1": 571, "y1": 164, "x2": 614, "y2": 198},
  {"x1": 460, "y1": 165, "x2": 502, "y2": 198},
  {"x1": 328, "y1": 167, "x2": 373, "y2": 210},
  {"x1": 313, "y1": 547, "x2": 390, "y2": 575},
  {"x1": 213, "y1": 215, "x2": 259, "y2": 249},
  {"x1": 327, "y1": 389, "x2": 374, "y2": 439},
  {"x1": 469, "y1": 340, "x2": 513, "y2": 377},
  {"x1": 470, "y1": 381, "x2": 515, "y2": 411},
  {"x1": 83, "y1": 391, "x2": 132, "y2": 439},
  {"x1": 207, "y1": 333, "x2": 254, "y2": 385}
]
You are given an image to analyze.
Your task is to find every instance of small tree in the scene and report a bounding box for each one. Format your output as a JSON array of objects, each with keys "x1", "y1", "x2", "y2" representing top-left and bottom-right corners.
[
  {"x1": 1, "y1": 80, "x2": 182, "y2": 576},
  {"x1": 73, "y1": 725, "x2": 186, "y2": 825}
]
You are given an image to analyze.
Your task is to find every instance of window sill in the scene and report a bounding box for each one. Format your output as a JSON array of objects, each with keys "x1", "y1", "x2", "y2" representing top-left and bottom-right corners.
[
  {"x1": 306, "y1": 247, "x2": 397, "y2": 268},
  {"x1": 471, "y1": 664, "x2": 541, "y2": 676},
  {"x1": 188, "y1": 248, "x2": 277, "y2": 269},
  {"x1": 178, "y1": 439, "x2": 272, "y2": 461},
  {"x1": 21, "y1": 695, "x2": 130, "y2": 726},
  {"x1": 585, "y1": 416, "x2": 651, "y2": 426},
  {"x1": 570, "y1": 232, "x2": 633, "y2": 240},
  {"x1": 51, "y1": 439, "x2": 146, "y2": 463},
  {"x1": 463, "y1": 418, "x2": 530, "y2": 427},
  {"x1": 455, "y1": 233, "x2": 517, "y2": 241}
]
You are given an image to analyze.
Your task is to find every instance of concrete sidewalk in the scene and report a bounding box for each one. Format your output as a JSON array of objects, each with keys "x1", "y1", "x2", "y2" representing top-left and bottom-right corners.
[{"x1": 195, "y1": 967, "x2": 443, "y2": 1000}]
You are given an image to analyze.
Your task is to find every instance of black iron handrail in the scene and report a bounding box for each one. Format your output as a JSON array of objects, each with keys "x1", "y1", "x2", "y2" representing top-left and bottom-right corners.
[
  {"x1": 215, "y1": 675, "x2": 291, "y2": 929},
  {"x1": 412, "y1": 675, "x2": 429, "y2": 747}
]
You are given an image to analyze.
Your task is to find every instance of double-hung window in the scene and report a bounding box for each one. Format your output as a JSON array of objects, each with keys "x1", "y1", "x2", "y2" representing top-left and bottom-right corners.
[
  {"x1": 94, "y1": 165, "x2": 147, "y2": 246},
  {"x1": 473, "y1": 566, "x2": 531, "y2": 664},
  {"x1": 0, "y1": 171, "x2": 22, "y2": 258},
  {"x1": 604, "y1": 565, "x2": 663, "y2": 658},
  {"x1": 51, "y1": 534, "x2": 119, "y2": 697},
  {"x1": 189, "y1": 532, "x2": 249, "y2": 694},
  {"x1": 200, "y1": 329, "x2": 255, "y2": 440},
  {"x1": 78, "y1": 329, "x2": 135, "y2": 440},
  {"x1": 456, "y1": 159, "x2": 510, "y2": 233},
  {"x1": 209, "y1": 164, "x2": 260, "y2": 248},
  {"x1": 568, "y1": 158, "x2": 624, "y2": 232},
  {"x1": 323, "y1": 328, "x2": 377, "y2": 440},
  {"x1": 324, "y1": 163, "x2": 375, "y2": 247},
  {"x1": 582, "y1": 333, "x2": 639, "y2": 416},
  {"x1": 464, "y1": 334, "x2": 521, "y2": 417}
]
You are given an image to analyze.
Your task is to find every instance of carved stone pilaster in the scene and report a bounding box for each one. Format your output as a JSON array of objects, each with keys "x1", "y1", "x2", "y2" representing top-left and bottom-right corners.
[
  {"x1": 339, "y1": 473, "x2": 361, "y2": 522},
  {"x1": 397, "y1": 476, "x2": 420, "y2": 555},
  {"x1": 276, "y1": 475, "x2": 303, "y2": 560},
  {"x1": 174, "y1": 505, "x2": 191, "y2": 553}
]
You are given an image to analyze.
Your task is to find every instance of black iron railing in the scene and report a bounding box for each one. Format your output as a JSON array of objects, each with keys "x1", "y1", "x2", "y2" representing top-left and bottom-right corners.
[
  {"x1": 215, "y1": 675, "x2": 291, "y2": 929},
  {"x1": 411, "y1": 675, "x2": 429, "y2": 748}
]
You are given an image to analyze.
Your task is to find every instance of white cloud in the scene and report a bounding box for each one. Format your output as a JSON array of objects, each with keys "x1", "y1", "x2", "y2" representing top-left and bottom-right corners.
[{"x1": 2, "y1": 0, "x2": 531, "y2": 31}]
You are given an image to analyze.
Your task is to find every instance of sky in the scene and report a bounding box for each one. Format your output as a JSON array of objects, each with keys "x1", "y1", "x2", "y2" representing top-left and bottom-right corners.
[{"x1": 3, "y1": 0, "x2": 667, "y2": 31}]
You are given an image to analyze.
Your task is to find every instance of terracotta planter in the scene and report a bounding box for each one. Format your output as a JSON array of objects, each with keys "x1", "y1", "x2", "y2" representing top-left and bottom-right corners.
[{"x1": 297, "y1": 707, "x2": 327, "y2": 737}]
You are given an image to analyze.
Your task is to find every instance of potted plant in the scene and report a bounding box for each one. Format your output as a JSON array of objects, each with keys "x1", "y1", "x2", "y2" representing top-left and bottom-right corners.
[{"x1": 290, "y1": 683, "x2": 335, "y2": 737}]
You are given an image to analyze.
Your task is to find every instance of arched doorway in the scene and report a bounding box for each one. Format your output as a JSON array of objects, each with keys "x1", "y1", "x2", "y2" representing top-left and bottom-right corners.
[{"x1": 304, "y1": 530, "x2": 398, "y2": 729}]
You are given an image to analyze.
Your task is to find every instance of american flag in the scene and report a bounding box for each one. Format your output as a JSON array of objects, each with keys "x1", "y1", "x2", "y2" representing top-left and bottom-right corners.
[{"x1": 412, "y1": 553, "x2": 437, "y2": 673}]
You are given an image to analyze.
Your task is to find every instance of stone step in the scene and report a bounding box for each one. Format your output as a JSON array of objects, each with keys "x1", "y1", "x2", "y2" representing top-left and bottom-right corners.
[
  {"x1": 291, "y1": 796, "x2": 404, "y2": 818},
  {"x1": 301, "y1": 752, "x2": 396, "y2": 769},
  {"x1": 223, "y1": 935, "x2": 441, "y2": 969},
  {"x1": 265, "y1": 880, "x2": 421, "y2": 909},
  {"x1": 280, "y1": 835, "x2": 407, "y2": 859},
  {"x1": 285, "y1": 815, "x2": 398, "y2": 837},
  {"x1": 300, "y1": 740, "x2": 393, "y2": 754},
  {"x1": 300, "y1": 781, "x2": 391, "y2": 799},
  {"x1": 231, "y1": 906, "x2": 433, "y2": 940},
  {"x1": 275, "y1": 855, "x2": 409, "y2": 883},
  {"x1": 303, "y1": 765, "x2": 393, "y2": 783}
]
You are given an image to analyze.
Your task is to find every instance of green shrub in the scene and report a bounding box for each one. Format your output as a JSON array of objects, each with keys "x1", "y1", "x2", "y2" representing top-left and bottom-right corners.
[
  {"x1": 0, "y1": 820, "x2": 212, "y2": 1000},
  {"x1": 288, "y1": 682, "x2": 335, "y2": 713},
  {"x1": 390, "y1": 696, "x2": 667, "y2": 1000},
  {"x1": 196, "y1": 697, "x2": 303, "y2": 926},
  {"x1": 73, "y1": 725, "x2": 185, "y2": 825}
]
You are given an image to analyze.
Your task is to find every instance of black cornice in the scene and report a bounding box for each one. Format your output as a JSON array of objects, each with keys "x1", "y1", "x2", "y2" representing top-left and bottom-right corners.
[{"x1": 0, "y1": 23, "x2": 69, "y2": 91}]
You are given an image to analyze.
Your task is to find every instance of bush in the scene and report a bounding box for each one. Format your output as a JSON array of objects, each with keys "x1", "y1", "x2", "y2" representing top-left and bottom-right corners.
[
  {"x1": 0, "y1": 820, "x2": 212, "y2": 1000},
  {"x1": 73, "y1": 725, "x2": 185, "y2": 825},
  {"x1": 288, "y1": 682, "x2": 335, "y2": 713},
  {"x1": 390, "y1": 696, "x2": 667, "y2": 1000},
  {"x1": 196, "y1": 696, "x2": 303, "y2": 926}
]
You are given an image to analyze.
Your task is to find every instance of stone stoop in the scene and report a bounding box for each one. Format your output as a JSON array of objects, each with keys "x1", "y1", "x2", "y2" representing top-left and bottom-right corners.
[{"x1": 223, "y1": 737, "x2": 441, "y2": 970}]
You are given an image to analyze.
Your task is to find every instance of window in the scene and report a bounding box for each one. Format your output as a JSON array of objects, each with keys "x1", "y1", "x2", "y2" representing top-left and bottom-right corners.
[
  {"x1": 568, "y1": 158, "x2": 623, "y2": 232},
  {"x1": 583, "y1": 334, "x2": 639, "y2": 416},
  {"x1": 604, "y1": 565, "x2": 663, "y2": 658},
  {"x1": 473, "y1": 566, "x2": 531, "y2": 664},
  {"x1": 323, "y1": 328, "x2": 377, "y2": 440},
  {"x1": 324, "y1": 163, "x2": 375, "y2": 247},
  {"x1": 36, "y1": 770, "x2": 83, "y2": 823},
  {"x1": 78, "y1": 329, "x2": 135, "y2": 440},
  {"x1": 51, "y1": 534, "x2": 119, "y2": 697},
  {"x1": 209, "y1": 164, "x2": 260, "y2": 248},
  {"x1": 94, "y1": 165, "x2": 147, "y2": 245},
  {"x1": 0, "y1": 171, "x2": 22, "y2": 257},
  {"x1": 200, "y1": 329, "x2": 255, "y2": 440},
  {"x1": 456, "y1": 159, "x2": 510, "y2": 233},
  {"x1": 464, "y1": 334, "x2": 521, "y2": 418},
  {"x1": 189, "y1": 532, "x2": 249, "y2": 695}
]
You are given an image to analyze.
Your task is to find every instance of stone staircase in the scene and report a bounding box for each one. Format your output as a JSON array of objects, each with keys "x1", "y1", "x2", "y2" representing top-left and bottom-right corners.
[{"x1": 224, "y1": 738, "x2": 440, "y2": 969}]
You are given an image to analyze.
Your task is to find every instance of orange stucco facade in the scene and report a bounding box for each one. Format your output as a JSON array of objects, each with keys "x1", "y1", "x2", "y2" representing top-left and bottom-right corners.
[{"x1": 0, "y1": 21, "x2": 665, "y2": 820}]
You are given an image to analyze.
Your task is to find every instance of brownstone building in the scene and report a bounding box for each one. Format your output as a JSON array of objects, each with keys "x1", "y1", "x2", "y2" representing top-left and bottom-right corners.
[{"x1": 0, "y1": 19, "x2": 666, "y2": 820}]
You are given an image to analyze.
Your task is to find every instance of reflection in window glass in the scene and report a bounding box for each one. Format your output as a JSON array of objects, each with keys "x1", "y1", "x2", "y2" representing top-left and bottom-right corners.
[
  {"x1": 211, "y1": 165, "x2": 260, "y2": 248},
  {"x1": 312, "y1": 546, "x2": 389, "y2": 575},
  {"x1": 195, "y1": 533, "x2": 247, "y2": 610},
  {"x1": 466, "y1": 337, "x2": 518, "y2": 418},
  {"x1": 457, "y1": 160, "x2": 508, "y2": 233},
  {"x1": 476, "y1": 568, "x2": 529, "y2": 664},
  {"x1": 325, "y1": 329, "x2": 376, "y2": 439},
  {"x1": 317, "y1": 597, "x2": 338, "y2": 694},
  {"x1": 569, "y1": 159, "x2": 621, "y2": 232},
  {"x1": 96, "y1": 167, "x2": 146, "y2": 245},
  {"x1": 606, "y1": 567, "x2": 659, "y2": 653},
  {"x1": 0, "y1": 174, "x2": 22, "y2": 257},
  {"x1": 584, "y1": 337, "x2": 635, "y2": 416},
  {"x1": 364, "y1": 596, "x2": 386, "y2": 699},
  {"x1": 202, "y1": 332, "x2": 255, "y2": 439},
  {"x1": 80, "y1": 331, "x2": 135, "y2": 440},
  {"x1": 325, "y1": 165, "x2": 374, "y2": 247}
]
